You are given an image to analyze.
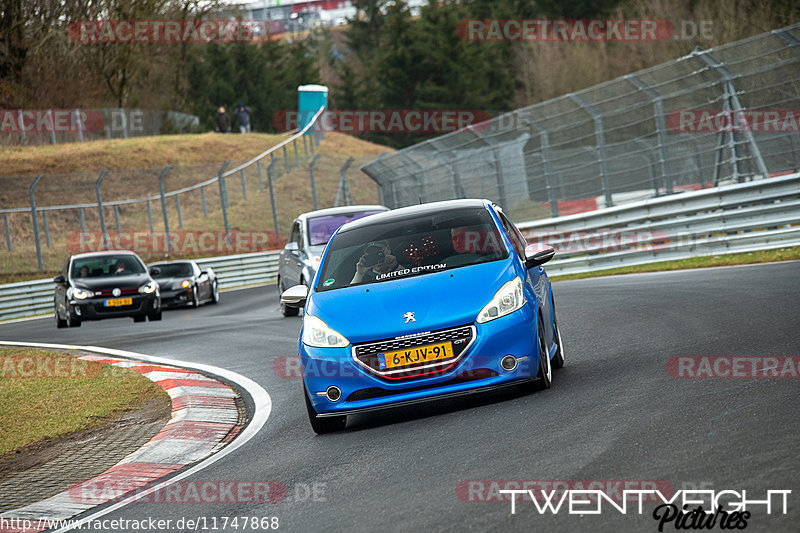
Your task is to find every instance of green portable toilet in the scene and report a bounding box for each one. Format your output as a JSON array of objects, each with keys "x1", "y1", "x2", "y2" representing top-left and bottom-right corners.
[{"x1": 298, "y1": 84, "x2": 328, "y2": 135}]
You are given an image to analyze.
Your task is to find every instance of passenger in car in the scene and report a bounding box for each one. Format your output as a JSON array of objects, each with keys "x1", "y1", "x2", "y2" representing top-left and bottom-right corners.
[{"x1": 351, "y1": 240, "x2": 402, "y2": 283}]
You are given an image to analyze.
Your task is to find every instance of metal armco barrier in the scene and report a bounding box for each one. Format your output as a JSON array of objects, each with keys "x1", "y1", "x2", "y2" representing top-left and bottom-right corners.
[
  {"x1": 0, "y1": 251, "x2": 281, "y2": 321},
  {"x1": 2, "y1": 174, "x2": 799, "y2": 320},
  {"x1": 519, "y1": 173, "x2": 800, "y2": 276}
]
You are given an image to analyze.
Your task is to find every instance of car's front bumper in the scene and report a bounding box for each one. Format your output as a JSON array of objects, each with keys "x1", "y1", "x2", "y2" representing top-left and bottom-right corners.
[
  {"x1": 159, "y1": 288, "x2": 194, "y2": 307},
  {"x1": 300, "y1": 306, "x2": 539, "y2": 416},
  {"x1": 70, "y1": 293, "x2": 160, "y2": 320}
]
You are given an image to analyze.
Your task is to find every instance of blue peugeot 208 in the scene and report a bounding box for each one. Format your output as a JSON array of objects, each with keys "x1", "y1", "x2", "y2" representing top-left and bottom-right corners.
[{"x1": 281, "y1": 199, "x2": 564, "y2": 434}]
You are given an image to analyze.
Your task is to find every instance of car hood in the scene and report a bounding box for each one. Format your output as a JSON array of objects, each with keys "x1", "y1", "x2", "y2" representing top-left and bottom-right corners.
[
  {"x1": 306, "y1": 260, "x2": 516, "y2": 344},
  {"x1": 72, "y1": 274, "x2": 151, "y2": 290}
]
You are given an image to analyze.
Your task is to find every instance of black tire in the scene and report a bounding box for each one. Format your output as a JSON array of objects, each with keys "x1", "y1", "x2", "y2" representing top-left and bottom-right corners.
[
  {"x1": 191, "y1": 285, "x2": 200, "y2": 308},
  {"x1": 148, "y1": 309, "x2": 162, "y2": 321},
  {"x1": 552, "y1": 319, "x2": 565, "y2": 370},
  {"x1": 534, "y1": 315, "x2": 552, "y2": 390},
  {"x1": 55, "y1": 305, "x2": 67, "y2": 329},
  {"x1": 133, "y1": 314, "x2": 147, "y2": 323},
  {"x1": 209, "y1": 280, "x2": 219, "y2": 304},
  {"x1": 304, "y1": 384, "x2": 346, "y2": 434},
  {"x1": 66, "y1": 306, "x2": 81, "y2": 328}
]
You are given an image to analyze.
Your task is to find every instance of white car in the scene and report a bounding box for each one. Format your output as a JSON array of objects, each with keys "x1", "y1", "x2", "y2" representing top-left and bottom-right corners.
[{"x1": 277, "y1": 205, "x2": 388, "y2": 316}]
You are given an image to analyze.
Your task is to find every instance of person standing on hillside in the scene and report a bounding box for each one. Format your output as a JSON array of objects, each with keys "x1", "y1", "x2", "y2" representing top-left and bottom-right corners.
[
  {"x1": 215, "y1": 106, "x2": 230, "y2": 133},
  {"x1": 235, "y1": 104, "x2": 252, "y2": 133}
]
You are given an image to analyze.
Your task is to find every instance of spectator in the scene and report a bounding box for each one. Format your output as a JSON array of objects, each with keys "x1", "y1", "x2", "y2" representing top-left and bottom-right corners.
[
  {"x1": 215, "y1": 106, "x2": 230, "y2": 133},
  {"x1": 235, "y1": 104, "x2": 252, "y2": 133}
]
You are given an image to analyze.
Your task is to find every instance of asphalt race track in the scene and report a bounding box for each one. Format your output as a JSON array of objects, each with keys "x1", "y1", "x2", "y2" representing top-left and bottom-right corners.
[{"x1": 2, "y1": 261, "x2": 799, "y2": 532}]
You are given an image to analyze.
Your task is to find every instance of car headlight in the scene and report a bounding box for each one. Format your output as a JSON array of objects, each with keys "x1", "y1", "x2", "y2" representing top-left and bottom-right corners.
[
  {"x1": 139, "y1": 281, "x2": 158, "y2": 294},
  {"x1": 302, "y1": 315, "x2": 350, "y2": 348},
  {"x1": 70, "y1": 287, "x2": 93, "y2": 300},
  {"x1": 476, "y1": 277, "x2": 526, "y2": 324},
  {"x1": 181, "y1": 280, "x2": 191, "y2": 289}
]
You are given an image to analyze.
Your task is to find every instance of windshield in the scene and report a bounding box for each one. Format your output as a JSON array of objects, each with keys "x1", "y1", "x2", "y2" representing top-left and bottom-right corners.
[
  {"x1": 150, "y1": 263, "x2": 194, "y2": 278},
  {"x1": 71, "y1": 255, "x2": 146, "y2": 278},
  {"x1": 307, "y1": 211, "x2": 385, "y2": 246},
  {"x1": 316, "y1": 207, "x2": 508, "y2": 291}
]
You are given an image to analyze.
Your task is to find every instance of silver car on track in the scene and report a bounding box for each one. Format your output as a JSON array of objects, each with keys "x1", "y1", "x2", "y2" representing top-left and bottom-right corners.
[{"x1": 277, "y1": 205, "x2": 388, "y2": 316}]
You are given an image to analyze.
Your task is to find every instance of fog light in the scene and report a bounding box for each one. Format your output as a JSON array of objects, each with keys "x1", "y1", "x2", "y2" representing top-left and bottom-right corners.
[
  {"x1": 325, "y1": 386, "x2": 342, "y2": 402},
  {"x1": 73, "y1": 306, "x2": 81, "y2": 316},
  {"x1": 500, "y1": 355, "x2": 518, "y2": 371}
]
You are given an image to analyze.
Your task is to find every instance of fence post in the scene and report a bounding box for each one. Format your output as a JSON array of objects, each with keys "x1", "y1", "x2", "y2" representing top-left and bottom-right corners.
[
  {"x1": 267, "y1": 157, "x2": 280, "y2": 236},
  {"x1": 217, "y1": 161, "x2": 231, "y2": 244},
  {"x1": 120, "y1": 108, "x2": 128, "y2": 139},
  {"x1": 492, "y1": 149, "x2": 509, "y2": 209},
  {"x1": 17, "y1": 110, "x2": 26, "y2": 144},
  {"x1": 29, "y1": 174, "x2": 44, "y2": 269},
  {"x1": 525, "y1": 113, "x2": 558, "y2": 217},
  {"x1": 627, "y1": 75, "x2": 672, "y2": 194},
  {"x1": 309, "y1": 153, "x2": 322, "y2": 210},
  {"x1": 75, "y1": 109, "x2": 84, "y2": 143},
  {"x1": 283, "y1": 145, "x2": 290, "y2": 173},
  {"x1": 48, "y1": 109, "x2": 56, "y2": 145},
  {"x1": 568, "y1": 93, "x2": 613, "y2": 208},
  {"x1": 80, "y1": 208, "x2": 85, "y2": 233},
  {"x1": 95, "y1": 169, "x2": 110, "y2": 250},
  {"x1": 293, "y1": 138, "x2": 300, "y2": 168},
  {"x1": 303, "y1": 135, "x2": 309, "y2": 160},
  {"x1": 3, "y1": 214, "x2": 11, "y2": 251},
  {"x1": 147, "y1": 202, "x2": 154, "y2": 233},
  {"x1": 43, "y1": 211, "x2": 51, "y2": 248},
  {"x1": 256, "y1": 160, "x2": 264, "y2": 192},
  {"x1": 175, "y1": 197, "x2": 183, "y2": 228},
  {"x1": 201, "y1": 186, "x2": 208, "y2": 217},
  {"x1": 240, "y1": 169, "x2": 247, "y2": 200},
  {"x1": 335, "y1": 157, "x2": 354, "y2": 207},
  {"x1": 158, "y1": 165, "x2": 173, "y2": 253},
  {"x1": 695, "y1": 47, "x2": 770, "y2": 180},
  {"x1": 113, "y1": 205, "x2": 121, "y2": 234}
]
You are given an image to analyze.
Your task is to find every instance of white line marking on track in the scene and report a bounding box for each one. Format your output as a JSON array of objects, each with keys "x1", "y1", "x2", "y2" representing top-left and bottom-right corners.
[{"x1": 0, "y1": 340, "x2": 272, "y2": 532}]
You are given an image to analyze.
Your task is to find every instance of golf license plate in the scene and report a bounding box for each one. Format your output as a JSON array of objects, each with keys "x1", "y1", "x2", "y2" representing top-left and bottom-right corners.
[
  {"x1": 104, "y1": 298, "x2": 132, "y2": 307},
  {"x1": 378, "y1": 341, "x2": 454, "y2": 370}
]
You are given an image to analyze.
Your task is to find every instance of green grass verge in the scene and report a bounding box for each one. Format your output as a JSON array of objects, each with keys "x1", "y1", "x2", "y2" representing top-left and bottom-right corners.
[
  {"x1": 550, "y1": 247, "x2": 800, "y2": 281},
  {"x1": 0, "y1": 347, "x2": 168, "y2": 456}
]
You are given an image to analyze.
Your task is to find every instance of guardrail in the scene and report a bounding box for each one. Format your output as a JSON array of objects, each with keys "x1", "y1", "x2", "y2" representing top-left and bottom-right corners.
[
  {"x1": 3, "y1": 173, "x2": 799, "y2": 320},
  {"x1": 0, "y1": 251, "x2": 281, "y2": 321},
  {"x1": 519, "y1": 172, "x2": 800, "y2": 276}
]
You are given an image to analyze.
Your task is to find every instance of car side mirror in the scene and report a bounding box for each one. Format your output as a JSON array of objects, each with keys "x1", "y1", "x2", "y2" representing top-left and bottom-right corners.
[
  {"x1": 281, "y1": 284, "x2": 308, "y2": 308},
  {"x1": 285, "y1": 241, "x2": 299, "y2": 254},
  {"x1": 53, "y1": 275, "x2": 65, "y2": 284},
  {"x1": 524, "y1": 244, "x2": 556, "y2": 269},
  {"x1": 149, "y1": 267, "x2": 161, "y2": 276}
]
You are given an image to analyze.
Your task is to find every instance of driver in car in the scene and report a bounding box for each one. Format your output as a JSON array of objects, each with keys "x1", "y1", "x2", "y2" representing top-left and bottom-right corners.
[{"x1": 351, "y1": 240, "x2": 401, "y2": 284}]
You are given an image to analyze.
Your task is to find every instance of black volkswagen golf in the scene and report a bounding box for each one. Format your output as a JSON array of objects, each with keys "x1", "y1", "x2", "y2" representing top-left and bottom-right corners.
[{"x1": 54, "y1": 250, "x2": 162, "y2": 328}]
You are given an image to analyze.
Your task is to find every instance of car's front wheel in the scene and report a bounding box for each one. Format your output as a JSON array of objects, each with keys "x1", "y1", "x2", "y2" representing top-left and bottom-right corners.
[
  {"x1": 534, "y1": 316, "x2": 552, "y2": 390},
  {"x1": 209, "y1": 280, "x2": 219, "y2": 304},
  {"x1": 55, "y1": 302, "x2": 67, "y2": 329},
  {"x1": 191, "y1": 285, "x2": 200, "y2": 308},
  {"x1": 304, "y1": 384, "x2": 346, "y2": 434},
  {"x1": 66, "y1": 306, "x2": 81, "y2": 328},
  {"x1": 551, "y1": 319, "x2": 565, "y2": 369},
  {"x1": 148, "y1": 309, "x2": 162, "y2": 321}
]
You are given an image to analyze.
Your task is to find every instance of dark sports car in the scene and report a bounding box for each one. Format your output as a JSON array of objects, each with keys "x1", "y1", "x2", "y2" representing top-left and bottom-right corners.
[
  {"x1": 148, "y1": 260, "x2": 219, "y2": 308},
  {"x1": 54, "y1": 250, "x2": 161, "y2": 327}
]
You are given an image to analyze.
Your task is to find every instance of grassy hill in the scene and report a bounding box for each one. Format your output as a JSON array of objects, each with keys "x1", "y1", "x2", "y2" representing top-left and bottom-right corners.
[{"x1": 0, "y1": 132, "x2": 393, "y2": 283}]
